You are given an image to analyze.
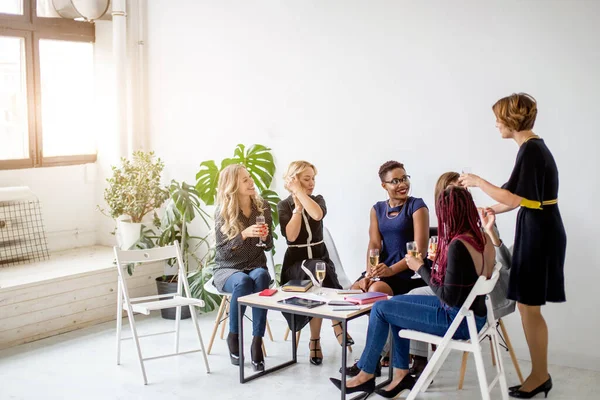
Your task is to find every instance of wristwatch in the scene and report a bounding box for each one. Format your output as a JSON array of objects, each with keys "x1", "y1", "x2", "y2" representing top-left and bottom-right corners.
[{"x1": 293, "y1": 207, "x2": 302, "y2": 215}]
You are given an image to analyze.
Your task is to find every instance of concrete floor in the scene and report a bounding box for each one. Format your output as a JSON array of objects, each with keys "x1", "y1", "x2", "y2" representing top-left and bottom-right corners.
[{"x1": 0, "y1": 312, "x2": 598, "y2": 400}]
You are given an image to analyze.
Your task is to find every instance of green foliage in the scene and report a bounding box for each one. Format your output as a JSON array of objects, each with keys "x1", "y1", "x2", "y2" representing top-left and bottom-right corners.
[
  {"x1": 195, "y1": 143, "x2": 281, "y2": 235},
  {"x1": 100, "y1": 151, "x2": 169, "y2": 223}
]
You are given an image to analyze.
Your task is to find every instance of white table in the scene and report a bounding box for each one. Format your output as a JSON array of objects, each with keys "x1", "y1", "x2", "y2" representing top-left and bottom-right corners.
[{"x1": 237, "y1": 287, "x2": 393, "y2": 400}]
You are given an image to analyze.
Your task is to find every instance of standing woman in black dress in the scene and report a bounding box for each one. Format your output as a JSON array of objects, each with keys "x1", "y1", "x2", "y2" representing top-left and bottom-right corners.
[{"x1": 459, "y1": 93, "x2": 566, "y2": 399}]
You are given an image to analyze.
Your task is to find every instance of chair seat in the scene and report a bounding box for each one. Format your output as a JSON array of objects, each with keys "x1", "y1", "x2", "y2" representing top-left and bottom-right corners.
[
  {"x1": 129, "y1": 296, "x2": 205, "y2": 315},
  {"x1": 399, "y1": 329, "x2": 445, "y2": 345}
]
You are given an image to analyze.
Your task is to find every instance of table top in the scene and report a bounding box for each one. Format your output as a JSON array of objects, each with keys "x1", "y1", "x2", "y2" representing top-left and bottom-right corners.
[{"x1": 237, "y1": 287, "x2": 378, "y2": 320}]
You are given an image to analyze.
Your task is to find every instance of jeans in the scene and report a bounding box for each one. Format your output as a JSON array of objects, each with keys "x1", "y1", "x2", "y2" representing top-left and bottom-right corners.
[
  {"x1": 357, "y1": 295, "x2": 486, "y2": 373},
  {"x1": 222, "y1": 268, "x2": 271, "y2": 337}
]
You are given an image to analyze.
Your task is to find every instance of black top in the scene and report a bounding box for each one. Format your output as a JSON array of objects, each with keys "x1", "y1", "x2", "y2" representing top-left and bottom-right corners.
[
  {"x1": 418, "y1": 240, "x2": 487, "y2": 317},
  {"x1": 502, "y1": 138, "x2": 559, "y2": 203},
  {"x1": 278, "y1": 194, "x2": 327, "y2": 247}
]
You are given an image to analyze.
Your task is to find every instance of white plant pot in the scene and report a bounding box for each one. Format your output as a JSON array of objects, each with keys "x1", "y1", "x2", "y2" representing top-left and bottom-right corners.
[{"x1": 116, "y1": 220, "x2": 143, "y2": 250}]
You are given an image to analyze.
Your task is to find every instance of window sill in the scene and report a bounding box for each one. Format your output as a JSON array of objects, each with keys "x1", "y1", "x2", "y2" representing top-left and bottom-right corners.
[{"x1": 0, "y1": 154, "x2": 97, "y2": 170}]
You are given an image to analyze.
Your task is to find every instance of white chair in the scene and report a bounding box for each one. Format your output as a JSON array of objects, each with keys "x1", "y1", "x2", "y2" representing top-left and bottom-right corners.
[
  {"x1": 399, "y1": 263, "x2": 508, "y2": 400},
  {"x1": 114, "y1": 242, "x2": 210, "y2": 385},
  {"x1": 204, "y1": 251, "x2": 276, "y2": 355}
]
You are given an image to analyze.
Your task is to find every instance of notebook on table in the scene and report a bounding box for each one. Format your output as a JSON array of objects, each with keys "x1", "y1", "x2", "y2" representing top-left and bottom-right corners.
[
  {"x1": 281, "y1": 279, "x2": 313, "y2": 292},
  {"x1": 343, "y1": 292, "x2": 389, "y2": 305}
]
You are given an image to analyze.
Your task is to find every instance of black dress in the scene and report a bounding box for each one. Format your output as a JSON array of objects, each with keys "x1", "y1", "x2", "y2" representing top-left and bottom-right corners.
[
  {"x1": 277, "y1": 195, "x2": 342, "y2": 331},
  {"x1": 502, "y1": 137, "x2": 567, "y2": 305}
]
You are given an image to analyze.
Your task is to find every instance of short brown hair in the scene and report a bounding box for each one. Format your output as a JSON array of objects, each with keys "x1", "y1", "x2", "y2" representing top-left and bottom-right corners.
[
  {"x1": 378, "y1": 160, "x2": 405, "y2": 181},
  {"x1": 434, "y1": 171, "x2": 460, "y2": 203},
  {"x1": 492, "y1": 93, "x2": 538, "y2": 132}
]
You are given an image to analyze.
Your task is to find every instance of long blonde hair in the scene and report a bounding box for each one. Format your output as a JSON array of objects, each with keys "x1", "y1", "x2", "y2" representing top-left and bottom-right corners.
[
  {"x1": 283, "y1": 161, "x2": 317, "y2": 193},
  {"x1": 216, "y1": 164, "x2": 265, "y2": 240}
]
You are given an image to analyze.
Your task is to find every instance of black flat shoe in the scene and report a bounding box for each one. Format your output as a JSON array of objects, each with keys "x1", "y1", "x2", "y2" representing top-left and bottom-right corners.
[
  {"x1": 332, "y1": 321, "x2": 355, "y2": 347},
  {"x1": 339, "y1": 360, "x2": 382, "y2": 377},
  {"x1": 309, "y1": 338, "x2": 323, "y2": 366},
  {"x1": 227, "y1": 332, "x2": 240, "y2": 366},
  {"x1": 330, "y1": 376, "x2": 375, "y2": 397},
  {"x1": 375, "y1": 374, "x2": 416, "y2": 398},
  {"x1": 509, "y1": 376, "x2": 552, "y2": 399},
  {"x1": 251, "y1": 336, "x2": 265, "y2": 372}
]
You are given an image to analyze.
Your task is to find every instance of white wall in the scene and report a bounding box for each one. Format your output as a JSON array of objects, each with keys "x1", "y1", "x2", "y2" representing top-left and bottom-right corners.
[{"x1": 146, "y1": 0, "x2": 600, "y2": 370}]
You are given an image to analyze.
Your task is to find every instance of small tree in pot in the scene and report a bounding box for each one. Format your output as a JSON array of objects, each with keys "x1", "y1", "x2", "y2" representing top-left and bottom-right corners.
[{"x1": 99, "y1": 151, "x2": 169, "y2": 249}]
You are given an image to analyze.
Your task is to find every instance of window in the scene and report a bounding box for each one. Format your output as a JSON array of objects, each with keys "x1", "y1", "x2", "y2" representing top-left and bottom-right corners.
[{"x1": 0, "y1": 0, "x2": 96, "y2": 170}]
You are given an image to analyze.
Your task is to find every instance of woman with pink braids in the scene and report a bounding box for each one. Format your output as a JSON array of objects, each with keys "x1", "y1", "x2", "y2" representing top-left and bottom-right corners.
[{"x1": 330, "y1": 186, "x2": 496, "y2": 398}]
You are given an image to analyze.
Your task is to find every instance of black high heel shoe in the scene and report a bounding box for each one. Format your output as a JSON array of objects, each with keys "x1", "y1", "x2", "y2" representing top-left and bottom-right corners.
[
  {"x1": 332, "y1": 321, "x2": 355, "y2": 347},
  {"x1": 251, "y1": 336, "x2": 265, "y2": 372},
  {"x1": 329, "y1": 376, "x2": 375, "y2": 398},
  {"x1": 309, "y1": 338, "x2": 323, "y2": 366},
  {"x1": 375, "y1": 374, "x2": 416, "y2": 398},
  {"x1": 227, "y1": 332, "x2": 240, "y2": 366},
  {"x1": 509, "y1": 376, "x2": 552, "y2": 398}
]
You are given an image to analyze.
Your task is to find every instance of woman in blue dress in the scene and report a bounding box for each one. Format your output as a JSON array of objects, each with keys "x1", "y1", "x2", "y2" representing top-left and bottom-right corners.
[
  {"x1": 351, "y1": 160, "x2": 429, "y2": 296},
  {"x1": 460, "y1": 93, "x2": 566, "y2": 399}
]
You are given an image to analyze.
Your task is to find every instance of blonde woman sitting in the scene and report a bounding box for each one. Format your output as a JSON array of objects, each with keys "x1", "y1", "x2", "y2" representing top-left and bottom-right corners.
[
  {"x1": 277, "y1": 161, "x2": 352, "y2": 365},
  {"x1": 213, "y1": 164, "x2": 273, "y2": 372}
]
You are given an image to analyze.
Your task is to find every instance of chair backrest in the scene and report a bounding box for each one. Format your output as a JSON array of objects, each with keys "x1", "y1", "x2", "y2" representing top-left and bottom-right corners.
[
  {"x1": 323, "y1": 226, "x2": 353, "y2": 289},
  {"x1": 429, "y1": 226, "x2": 438, "y2": 237},
  {"x1": 457, "y1": 262, "x2": 502, "y2": 320},
  {"x1": 265, "y1": 250, "x2": 276, "y2": 284},
  {"x1": 114, "y1": 242, "x2": 186, "y2": 301}
]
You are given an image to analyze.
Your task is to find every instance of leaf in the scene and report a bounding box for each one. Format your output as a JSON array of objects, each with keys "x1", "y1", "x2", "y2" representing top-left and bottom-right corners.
[
  {"x1": 170, "y1": 180, "x2": 202, "y2": 223},
  {"x1": 260, "y1": 189, "x2": 281, "y2": 228},
  {"x1": 224, "y1": 144, "x2": 276, "y2": 192},
  {"x1": 195, "y1": 160, "x2": 220, "y2": 206}
]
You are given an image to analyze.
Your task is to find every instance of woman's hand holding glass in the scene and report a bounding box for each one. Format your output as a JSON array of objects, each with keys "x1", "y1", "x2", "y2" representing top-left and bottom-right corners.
[
  {"x1": 405, "y1": 252, "x2": 424, "y2": 272},
  {"x1": 242, "y1": 221, "x2": 268, "y2": 244},
  {"x1": 371, "y1": 263, "x2": 392, "y2": 279},
  {"x1": 458, "y1": 172, "x2": 483, "y2": 188}
]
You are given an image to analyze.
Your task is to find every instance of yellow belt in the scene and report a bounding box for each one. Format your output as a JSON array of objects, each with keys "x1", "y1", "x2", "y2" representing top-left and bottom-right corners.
[{"x1": 520, "y1": 198, "x2": 558, "y2": 210}]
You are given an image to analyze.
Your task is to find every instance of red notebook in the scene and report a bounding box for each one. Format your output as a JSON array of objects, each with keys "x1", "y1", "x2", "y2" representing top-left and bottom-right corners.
[{"x1": 344, "y1": 292, "x2": 389, "y2": 305}]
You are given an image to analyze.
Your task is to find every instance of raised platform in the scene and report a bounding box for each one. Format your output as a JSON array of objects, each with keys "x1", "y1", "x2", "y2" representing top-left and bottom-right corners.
[{"x1": 0, "y1": 246, "x2": 164, "y2": 350}]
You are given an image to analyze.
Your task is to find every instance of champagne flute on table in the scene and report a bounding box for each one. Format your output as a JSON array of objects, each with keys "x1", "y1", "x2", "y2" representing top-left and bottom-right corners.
[
  {"x1": 315, "y1": 262, "x2": 326, "y2": 295},
  {"x1": 255, "y1": 215, "x2": 267, "y2": 247},
  {"x1": 407, "y1": 241, "x2": 422, "y2": 279},
  {"x1": 369, "y1": 248, "x2": 380, "y2": 281}
]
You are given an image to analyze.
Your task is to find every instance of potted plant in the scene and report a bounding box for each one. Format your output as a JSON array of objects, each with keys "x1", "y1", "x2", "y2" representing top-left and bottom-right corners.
[
  {"x1": 150, "y1": 180, "x2": 221, "y2": 318},
  {"x1": 99, "y1": 151, "x2": 169, "y2": 250}
]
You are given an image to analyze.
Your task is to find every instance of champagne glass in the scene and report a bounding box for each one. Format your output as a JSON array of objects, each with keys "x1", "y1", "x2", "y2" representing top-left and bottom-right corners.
[
  {"x1": 429, "y1": 235, "x2": 439, "y2": 272},
  {"x1": 406, "y1": 241, "x2": 422, "y2": 279},
  {"x1": 256, "y1": 215, "x2": 267, "y2": 247},
  {"x1": 462, "y1": 167, "x2": 472, "y2": 193},
  {"x1": 315, "y1": 262, "x2": 326, "y2": 295},
  {"x1": 369, "y1": 248, "x2": 380, "y2": 281}
]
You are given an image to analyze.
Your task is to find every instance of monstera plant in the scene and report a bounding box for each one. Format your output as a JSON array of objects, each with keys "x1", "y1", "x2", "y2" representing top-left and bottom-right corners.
[{"x1": 195, "y1": 144, "x2": 282, "y2": 233}]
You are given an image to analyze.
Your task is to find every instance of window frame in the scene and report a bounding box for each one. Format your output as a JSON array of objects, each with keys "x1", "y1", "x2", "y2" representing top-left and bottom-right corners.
[{"x1": 0, "y1": 0, "x2": 96, "y2": 170}]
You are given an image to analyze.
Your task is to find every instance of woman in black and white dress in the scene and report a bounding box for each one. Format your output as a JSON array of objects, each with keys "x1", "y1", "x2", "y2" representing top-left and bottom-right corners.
[{"x1": 277, "y1": 161, "x2": 351, "y2": 366}]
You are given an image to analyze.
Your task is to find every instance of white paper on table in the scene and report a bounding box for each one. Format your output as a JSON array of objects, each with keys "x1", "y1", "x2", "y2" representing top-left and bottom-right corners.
[{"x1": 292, "y1": 293, "x2": 330, "y2": 302}]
